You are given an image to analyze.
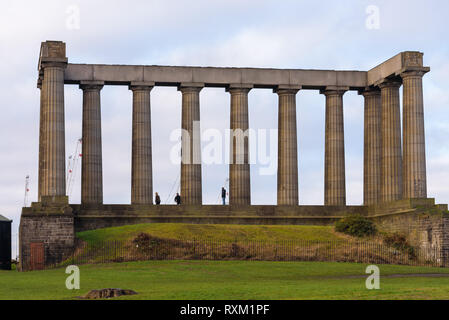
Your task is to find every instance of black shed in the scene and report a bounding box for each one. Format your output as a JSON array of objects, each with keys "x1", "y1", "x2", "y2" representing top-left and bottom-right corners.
[{"x1": 0, "y1": 215, "x2": 12, "y2": 270}]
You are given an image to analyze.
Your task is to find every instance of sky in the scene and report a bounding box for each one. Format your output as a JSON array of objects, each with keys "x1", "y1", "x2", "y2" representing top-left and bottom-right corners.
[{"x1": 0, "y1": 0, "x2": 448, "y2": 258}]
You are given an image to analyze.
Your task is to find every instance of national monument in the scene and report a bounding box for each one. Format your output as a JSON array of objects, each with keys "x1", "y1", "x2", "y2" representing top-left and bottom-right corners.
[{"x1": 18, "y1": 41, "x2": 448, "y2": 270}]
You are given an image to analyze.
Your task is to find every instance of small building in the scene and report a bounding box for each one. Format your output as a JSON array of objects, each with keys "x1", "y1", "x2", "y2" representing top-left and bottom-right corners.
[{"x1": 0, "y1": 215, "x2": 12, "y2": 270}]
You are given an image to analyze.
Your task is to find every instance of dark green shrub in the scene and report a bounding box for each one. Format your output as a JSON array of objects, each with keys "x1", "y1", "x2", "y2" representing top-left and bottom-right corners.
[
  {"x1": 383, "y1": 233, "x2": 416, "y2": 257},
  {"x1": 335, "y1": 215, "x2": 377, "y2": 237}
]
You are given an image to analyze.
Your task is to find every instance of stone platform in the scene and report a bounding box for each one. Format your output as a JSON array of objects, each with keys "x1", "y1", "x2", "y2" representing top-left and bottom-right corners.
[
  {"x1": 67, "y1": 198, "x2": 446, "y2": 232},
  {"x1": 71, "y1": 204, "x2": 368, "y2": 232},
  {"x1": 19, "y1": 198, "x2": 449, "y2": 270}
]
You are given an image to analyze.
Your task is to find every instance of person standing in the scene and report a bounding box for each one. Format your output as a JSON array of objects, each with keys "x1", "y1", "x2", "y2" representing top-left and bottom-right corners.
[
  {"x1": 174, "y1": 193, "x2": 181, "y2": 205},
  {"x1": 155, "y1": 192, "x2": 161, "y2": 205},
  {"x1": 221, "y1": 187, "x2": 227, "y2": 205}
]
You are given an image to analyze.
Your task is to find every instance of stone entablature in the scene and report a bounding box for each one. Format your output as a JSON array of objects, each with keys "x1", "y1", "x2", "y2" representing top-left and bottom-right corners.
[{"x1": 47, "y1": 52, "x2": 427, "y2": 90}]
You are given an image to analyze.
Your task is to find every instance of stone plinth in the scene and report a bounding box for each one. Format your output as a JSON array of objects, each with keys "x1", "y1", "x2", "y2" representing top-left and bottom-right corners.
[{"x1": 19, "y1": 198, "x2": 74, "y2": 271}]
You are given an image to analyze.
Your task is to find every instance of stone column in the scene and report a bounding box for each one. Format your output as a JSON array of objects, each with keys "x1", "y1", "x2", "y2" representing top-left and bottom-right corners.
[
  {"x1": 275, "y1": 86, "x2": 300, "y2": 205},
  {"x1": 401, "y1": 69, "x2": 429, "y2": 199},
  {"x1": 39, "y1": 41, "x2": 68, "y2": 202},
  {"x1": 379, "y1": 80, "x2": 403, "y2": 202},
  {"x1": 227, "y1": 85, "x2": 252, "y2": 205},
  {"x1": 80, "y1": 81, "x2": 104, "y2": 205},
  {"x1": 323, "y1": 87, "x2": 347, "y2": 206},
  {"x1": 37, "y1": 80, "x2": 43, "y2": 202},
  {"x1": 130, "y1": 82, "x2": 155, "y2": 205},
  {"x1": 179, "y1": 83, "x2": 203, "y2": 205},
  {"x1": 361, "y1": 88, "x2": 381, "y2": 205}
]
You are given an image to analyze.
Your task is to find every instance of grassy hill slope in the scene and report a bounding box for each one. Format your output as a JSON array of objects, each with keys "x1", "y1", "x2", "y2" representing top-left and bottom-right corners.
[{"x1": 77, "y1": 223, "x2": 344, "y2": 243}]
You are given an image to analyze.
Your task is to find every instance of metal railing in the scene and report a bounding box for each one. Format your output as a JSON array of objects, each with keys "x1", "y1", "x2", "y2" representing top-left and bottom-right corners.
[{"x1": 59, "y1": 238, "x2": 445, "y2": 268}]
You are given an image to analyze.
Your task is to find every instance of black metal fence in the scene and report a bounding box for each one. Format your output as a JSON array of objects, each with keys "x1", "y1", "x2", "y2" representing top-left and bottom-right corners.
[{"x1": 60, "y1": 238, "x2": 446, "y2": 268}]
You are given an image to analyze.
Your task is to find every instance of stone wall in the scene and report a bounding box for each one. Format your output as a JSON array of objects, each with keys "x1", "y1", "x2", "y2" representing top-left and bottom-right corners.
[
  {"x1": 72, "y1": 204, "x2": 369, "y2": 232},
  {"x1": 19, "y1": 212, "x2": 75, "y2": 271},
  {"x1": 370, "y1": 202, "x2": 449, "y2": 265},
  {"x1": 18, "y1": 198, "x2": 449, "y2": 269}
]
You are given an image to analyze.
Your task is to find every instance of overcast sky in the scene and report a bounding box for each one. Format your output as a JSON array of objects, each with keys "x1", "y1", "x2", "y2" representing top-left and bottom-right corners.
[{"x1": 1, "y1": 0, "x2": 448, "y2": 257}]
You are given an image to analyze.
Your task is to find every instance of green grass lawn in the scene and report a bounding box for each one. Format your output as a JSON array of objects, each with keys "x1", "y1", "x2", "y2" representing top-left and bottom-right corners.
[
  {"x1": 77, "y1": 223, "x2": 343, "y2": 244},
  {"x1": 2, "y1": 260, "x2": 449, "y2": 300}
]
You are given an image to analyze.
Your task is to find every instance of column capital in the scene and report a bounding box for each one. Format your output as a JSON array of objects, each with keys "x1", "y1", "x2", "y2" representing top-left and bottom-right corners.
[
  {"x1": 178, "y1": 82, "x2": 204, "y2": 93},
  {"x1": 273, "y1": 84, "x2": 301, "y2": 95},
  {"x1": 320, "y1": 86, "x2": 348, "y2": 96},
  {"x1": 129, "y1": 81, "x2": 155, "y2": 91},
  {"x1": 378, "y1": 79, "x2": 402, "y2": 90},
  {"x1": 38, "y1": 41, "x2": 68, "y2": 71},
  {"x1": 226, "y1": 83, "x2": 253, "y2": 93},
  {"x1": 79, "y1": 81, "x2": 104, "y2": 91},
  {"x1": 358, "y1": 87, "x2": 381, "y2": 97},
  {"x1": 40, "y1": 61, "x2": 68, "y2": 70},
  {"x1": 400, "y1": 67, "x2": 430, "y2": 79}
]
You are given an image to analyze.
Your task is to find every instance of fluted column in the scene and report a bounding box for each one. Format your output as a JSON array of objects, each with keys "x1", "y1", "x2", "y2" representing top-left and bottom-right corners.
[
  {"x1": 276, "y1": 86, "x2": 300, "y2": 205},
  {"x1": 323, "y1": 87, "x2": 347, "y2": 206},
  {"x1": 361, "y1": 88, "x2": 381, "y2": 205},
  {"x1": 401, "y1": 69, "x2": 428, "y2": 199},
  {"x1": 179, "y1": 83, "x2": 203, "y2": 205},
  {"x1": 40, "y1": 63, "x2": 67, "y2": 199},
  {"x1": 130, "y1": 82, "x2": 154, "y2": 205},
  {"x1": 379, "y1": 80, "x2": 403, "y2": 202},
  {"x1": 80, "y1": 81, "x2": 104, "y2": 205},
  {"x1": 37, "y1": 81, "x2": 43, "y2": 202},
  {"x1": 228, "y1": 85, "x2": 252, "y2": 205}
]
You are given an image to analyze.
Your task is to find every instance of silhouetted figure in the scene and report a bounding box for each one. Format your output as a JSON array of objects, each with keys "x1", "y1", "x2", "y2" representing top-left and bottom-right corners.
[
  {"x1": 221, "y1": 187, "x2": 227, "y2": 205},
  {"x1": 155, "y1": 192, "x2": 161, "y2": 205},
  {"x1": 174, "y1": 193, "x2": 181, "y2": 205}
]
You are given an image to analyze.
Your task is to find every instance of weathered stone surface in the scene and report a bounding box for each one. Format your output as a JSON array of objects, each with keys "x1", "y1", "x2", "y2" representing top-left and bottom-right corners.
[
  {"x1": 80, "y1": 82, "x2": 104, "y2": 205},
  {"x1": 179, "y1": 85, "x2": 203, "y2": 205},
  {"x1": 323, "y1": 88, "x2": 346, "y2": 206},
  {"x1": 229, "y1": 87, "x2": 251, "y2": 205},
  {"x1": 63, "y1": 51, "x2": 428, "y2": 89},
  {"x1": 19, "y1": 209, "x2": 74, "y2": 271},
  {"x1": 276, "y1": 88, "x2": 299, "y2": 205},
  {"x1": 379, "y1": 80, "x2": 403, "y2": 202},
  {"x1": 367, "y1": 51, "x2": 428, "y2": 86},
  {"x1": 40, "y1": 61, "x2": 67, "y2": 198},
  {"x1": 361, "y1": 88, "x2": 381, "y2": 205},
  {"x1": 65, "y1": 64, "x2": 367, "y2": 89},
  {"x1": 130, "y1": 84, "x2": 153, "y2": 205},
  {"x1": 72, "y1": 204, "x2": 370, "y2": 232},
  {"x1": 401, "y1": 69, "x2": 428, "y2": 199},
  {"x1": 372, "y1": 203, "x2": 449, "y2": 266}
]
